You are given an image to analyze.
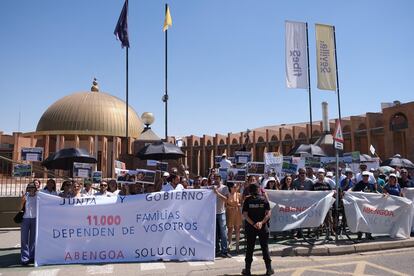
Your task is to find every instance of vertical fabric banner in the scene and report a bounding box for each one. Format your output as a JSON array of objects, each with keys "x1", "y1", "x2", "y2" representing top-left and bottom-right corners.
[
  {"x1": 315, "y1": 24, "x2": 336, "y2": 91},
  {"x1": 285, "y1": 21, "x2": 308, "y2": 89}
]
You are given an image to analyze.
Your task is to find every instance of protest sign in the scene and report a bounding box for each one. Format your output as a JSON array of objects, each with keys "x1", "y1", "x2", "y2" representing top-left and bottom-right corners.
[
  {"x1": 235, "y1": 151, "x2": 252, "y2": 164},
  {"x1": 146, "y1": 160, "x2": 158, "y2": 167},
  {"x1": 156, "y1": 162, "x2": 168, "y2": 172},
  {"x1": 264, "y1": 152, "x2": 283, "y2": 166},
  {"x1": 305, "y1": 157, "x2": 321, "y2": 169},
  {"x1": 114, "y1": 160, "x2": 126, "y2": 170},
  {"x1": 13, "y1": 164, "x2": 32, "y2": 177},
  {"x1": 267, "y1": 190, "x2": 335, "y2": 231},
  {"x1": 282, "y1": 162, "x2": 297, "y2": 174},
  {"x1": 115, "y1": 169, "x2": 135, "y2": 184},
  {"x1": 73, "y1": 163, "x2": 93, "y2": 178},
  {"x1": 246, "y1": 162, "x2": 265, "y2": 176},
  {"x1": 343, "y1": 192, "x2": 414, "y2": 239},
  {"x1": 228, "y1": 168, "x2": 246, "y2": 182},
  {"x1": 92, "y1": 171, "x2": 102, "y2": 183},
  {"x1": 343, "y1": 151, "x2": 360, "y2": 163},
  {"x1": 35, "y1": 190, "x2": 216, "y2": 266},
  {"x1": 136, "y1": 169, "x2": 157, "y2": 185},
  {"x1": 21, "y1": 147, "x2": 43, "y2": 162}
]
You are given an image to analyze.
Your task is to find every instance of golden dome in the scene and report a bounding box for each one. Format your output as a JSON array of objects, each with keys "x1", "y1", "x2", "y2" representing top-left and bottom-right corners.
[{"x1": 36, "y1": 91, "x2": 143, "y2": 138}]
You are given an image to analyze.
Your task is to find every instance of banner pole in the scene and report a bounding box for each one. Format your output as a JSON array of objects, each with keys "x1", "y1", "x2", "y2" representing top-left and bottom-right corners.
[
  {"x1": 164, "y1": 3, "x2": 168, "y2": 141},
  {"x1": 333, "y1": 25, "x2": 341, "y2": 244},
  {"x1": 305, "y1": 23, "x2": 313, "y2": 144},
  {"x1": 126, "y1": 47, "x2": 129, "y2": 148}
]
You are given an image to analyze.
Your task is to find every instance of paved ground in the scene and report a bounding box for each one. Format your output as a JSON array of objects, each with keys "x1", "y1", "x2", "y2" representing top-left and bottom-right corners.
[{"x1": 2, "y1": 228, "x2": 414, "y2": 275}]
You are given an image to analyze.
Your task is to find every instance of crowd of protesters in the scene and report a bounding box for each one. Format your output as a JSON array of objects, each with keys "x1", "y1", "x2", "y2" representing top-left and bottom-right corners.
[{"x1": 18, "y1": 153, "x2": 414, "y2": 266}]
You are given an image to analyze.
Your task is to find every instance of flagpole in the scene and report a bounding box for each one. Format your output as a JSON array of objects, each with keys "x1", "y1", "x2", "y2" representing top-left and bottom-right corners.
[
  {"x1": 305, "y1": 22, "x2": 313, "y2": 144},
  {"x1": 164, "y1": 3, "x2": 169, "y2": 141},
  {"x1": 333, "y1": 25, "x2": 341, "y2": 243},
  {"x1": 333, "y1": 26, "x2": 341, "y2": 123},
  {"x1": 126, "y1": 46, "x2": 129, "y2": 147}
]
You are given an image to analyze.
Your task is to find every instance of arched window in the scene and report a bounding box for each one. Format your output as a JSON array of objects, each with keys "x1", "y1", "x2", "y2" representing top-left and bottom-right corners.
[{"x1": 390, "y1": 113, "x2": 408, "y2": 131}]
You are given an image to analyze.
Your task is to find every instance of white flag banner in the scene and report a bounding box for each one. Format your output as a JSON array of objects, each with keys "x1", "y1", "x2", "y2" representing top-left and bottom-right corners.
[
  {"x1": 35, "y1": 190, "x2": 216, "y2": 266},
  {"x1": 285, "y1": 21, "x2": 308, "y2": 89},
  {"x1": 315, "y1": 23, "x2": 337, "y2": 91},
  {"x1": 369, "y1": 144, "x2": 376, "y2": 155},
  {"x1": 403, "y1": 188, "x2": 414, "y2": 232},
  {"x1": 343, "y1": 192, "x2": 414, "y2": 239},
  {"x1": 267, "y1": 190, "x2": 335, "y2": 231}
]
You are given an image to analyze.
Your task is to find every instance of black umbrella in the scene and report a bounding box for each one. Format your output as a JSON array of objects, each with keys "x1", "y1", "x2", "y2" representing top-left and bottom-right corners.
[
  {"x1": 289, "y1": 144, "x2": 327, "y2": 157},
  {"x1": 380, "y1": 154, "x2": 414, "y2": 169},
  {"x1": 136, "y1": 141, "x2": 185, "y2": 160},
  {"x1": 42, "y1": 147, "x2": 97, "y2": 171}
]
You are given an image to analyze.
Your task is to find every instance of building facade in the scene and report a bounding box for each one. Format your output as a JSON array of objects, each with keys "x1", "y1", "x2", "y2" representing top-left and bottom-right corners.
[{"x1": 176, "y1": 101, "x2": 414, "y2": 176}]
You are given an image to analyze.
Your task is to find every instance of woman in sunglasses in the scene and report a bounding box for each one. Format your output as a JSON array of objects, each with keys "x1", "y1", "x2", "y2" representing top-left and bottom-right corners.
[{"x1": 20, "y1": 182, "x2": 38, "y2": 265}]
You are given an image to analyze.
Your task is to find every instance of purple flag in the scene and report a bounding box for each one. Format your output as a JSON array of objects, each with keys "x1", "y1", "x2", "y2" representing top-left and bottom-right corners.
[{"x1": 114, "y1": 0, "x2": 130, "y2": 48}]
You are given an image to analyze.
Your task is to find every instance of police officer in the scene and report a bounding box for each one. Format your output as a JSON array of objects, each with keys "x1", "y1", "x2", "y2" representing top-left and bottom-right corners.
[{"x1": 242, "y1": 184, "x2": 274, "y2": 276}]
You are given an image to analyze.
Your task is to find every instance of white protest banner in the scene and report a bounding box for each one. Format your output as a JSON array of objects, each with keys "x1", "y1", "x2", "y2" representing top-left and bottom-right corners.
[
  {"x1": 285, "y1": 21, "x2": 308, "y2": 89},
  {"x1": 315, "y1": 23, "x2": 337, "y2": 91},
  {"x1": 35, "y1": 190, "x2": 216, "y2": 266},
  {"x1": 267, "y1": 190, "x2": 335, "y2": 231},
  {"x1": 403, "y1": 188, "x2": 414, "y2": 232},
  {"x1": 343, "y1": 192, "x2": 414, "y2": 239}
]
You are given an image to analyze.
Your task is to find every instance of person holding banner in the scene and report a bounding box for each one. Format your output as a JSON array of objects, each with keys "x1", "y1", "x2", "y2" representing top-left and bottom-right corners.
[
  {"x1": 383, "y1": 173, "x2": 403, "y2": 197},
  {"x1": 212, "y1": 174, "x2": 231, "y2": 258},
  {"x1": 81, "y1": 180, "x2": 95, "y2": 196},
  {"x1": 351, "y1": 171, "x2": 376, "y2": 240},
  {"x1": 71, "y1": 181, "x2": 83, "y2": 198},
  {"x1": 20, "y1": 182, "x2": 38, "y2": 265},
  {"x1": 95, "y1": 180, "x2": 113, "y2": 197},
  {"x1": 312, "y1": 169, "x2": 332, "y2": 191},
  {"x1": 58, "y1": 180, "x2": 73, "y2": 198},
  {"x1": 161, "y1": 173, "x2": 184, "y2": 191},
  {"x1": 399, "y1": 169, "x2": 414, "y2": 188},
  {"x1": 242, "y1": 184, "x2": 274, "y2": 276},
  {"x1": 293, "y1": 168, "x2": 313, "y2": 190},
  {"x1": 226, "y1": 182, "x2": 242, "y2": 253},
  {"x1": 108, "y1": 179, "x2": 120, "y2": 195},
  {"x1": 41, "y1": 179, "x2": 57, "y2": 196}
]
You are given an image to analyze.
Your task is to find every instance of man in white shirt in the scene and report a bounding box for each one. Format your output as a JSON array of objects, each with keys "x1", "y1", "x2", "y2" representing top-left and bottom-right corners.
[
  {"x1": 355, "y1": 163, "x2": 376, "y2": 185},
  {"x1": 161, "y1": 174, "x2": 184, "y2": 191},
  {"x1": 219, "y1": 153, "x2": 232, "y2": 169}
]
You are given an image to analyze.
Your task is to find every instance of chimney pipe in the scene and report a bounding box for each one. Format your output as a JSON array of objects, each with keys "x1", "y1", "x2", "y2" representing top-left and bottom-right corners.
[{"x1": 322, "y1": 102, "x2": 330, "y2": 133}]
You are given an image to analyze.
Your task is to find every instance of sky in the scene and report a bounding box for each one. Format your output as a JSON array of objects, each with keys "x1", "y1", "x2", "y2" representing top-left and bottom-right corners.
[{"x1": 1, "y1": 0, "x2": 413, "y2": 138}]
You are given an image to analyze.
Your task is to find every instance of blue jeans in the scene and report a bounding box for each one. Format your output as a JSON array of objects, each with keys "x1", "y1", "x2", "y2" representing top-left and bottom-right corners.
[
  {"x1": 216, "y1": 213, "x2": 228, "y2": 254},
  {"x1": 21, "y1": 218, "x2": 36, "y2": 263}
]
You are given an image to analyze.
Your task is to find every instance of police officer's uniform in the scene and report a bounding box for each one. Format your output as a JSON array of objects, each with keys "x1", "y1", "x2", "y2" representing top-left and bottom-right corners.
[{"x1": 242, "y1": 184, "x2": 274, "y2": 276}]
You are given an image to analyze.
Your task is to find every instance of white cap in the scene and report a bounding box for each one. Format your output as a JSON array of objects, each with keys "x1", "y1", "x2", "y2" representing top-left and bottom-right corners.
[
  {"x1": 345, "y1": 168, "x2": 353, "y2": 174},
  {"x1": 362, "y1": 171, "x2": 370, "y2": 176},
  {"x1": 267, "y1": 177, "x2": 276, "y2": 182},
  {"x1": 185, "y1": 170, "x2": 189, "y2": 175},
  {"x1": 162, "y1": 172, "x2": 170, "y2": 177},
  {"x1": 222, "y1": 153, "x2": 227, "y2": 157},
  {"x1": 326, "y1": 172, "x2": 333, "y2": 177},
  {"x1": 389, "y1": 173, "x2": 397, "y2": 178},
  {"x1": 317, "y1": 168, "x2": 325, "y2": 174}
]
